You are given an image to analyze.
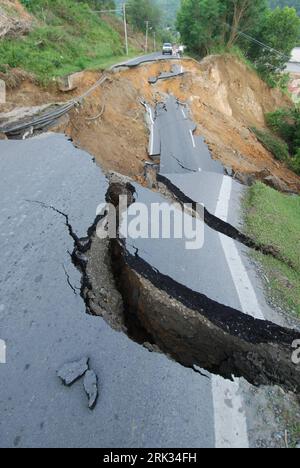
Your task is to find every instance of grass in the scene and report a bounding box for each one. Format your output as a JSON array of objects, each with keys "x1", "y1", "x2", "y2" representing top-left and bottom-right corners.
[
  {"x1": 0, "y1": 0, "x2": 138, "y2": 84},
  {"x1": 252, "y1": 127, "x2": 300, "y2": 176},
  {"x1": 244, "y1": 182, "x2": 300, "y2": 317}
]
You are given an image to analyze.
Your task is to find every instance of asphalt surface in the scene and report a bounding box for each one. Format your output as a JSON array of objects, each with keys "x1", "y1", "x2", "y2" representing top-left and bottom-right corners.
[
  {"x1": 137, "y1": 86, "x2": 291, "y2": 446},
  {"x1": 0, "y1": 60, "x2": 292, "y2": 448},
  {"x1": 155, "y1": 96, "x2": 224, "y2": 175},
  {"x1": 0, "y1": 133, "x2": 216, "y2": 448},
  {"x1": 123, "y1": 184, "x2": 242, "y2": 311},
  {"x1": 114, "y1": 52, "x2": 182, "y2": 68},
  {"x1": 148, "y1": 64, "x2": 185, "y2": 84}
]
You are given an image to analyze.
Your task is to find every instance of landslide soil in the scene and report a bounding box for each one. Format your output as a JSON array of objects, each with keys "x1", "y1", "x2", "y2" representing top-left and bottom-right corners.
[{"x1": 2, "y1": 54, "x2": 300, "y2": 190}]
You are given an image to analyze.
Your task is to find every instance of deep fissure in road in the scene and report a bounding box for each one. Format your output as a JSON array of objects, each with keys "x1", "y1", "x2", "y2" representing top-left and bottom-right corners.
[
  {"x1": 32, "y1": 173, "x2": 300, "y2": 394},
  {"x1": 156, "y1": 174, "x2": 296, "y2": 269},
  {"x1": 82, "y1": 179, "x2": 300, "y2": 393},
  {"x1": 26, "y1": 75, "x2": 300, "y2": 394}
]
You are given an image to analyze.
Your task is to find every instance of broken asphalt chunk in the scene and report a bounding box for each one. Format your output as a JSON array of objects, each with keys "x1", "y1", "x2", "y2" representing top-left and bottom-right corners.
[
  {"x1": 57, "y1": 357, "x2": 89, "y2": 386},
  {"x1": 83, "y1": 370, "x2": 98, "y2": 410}
]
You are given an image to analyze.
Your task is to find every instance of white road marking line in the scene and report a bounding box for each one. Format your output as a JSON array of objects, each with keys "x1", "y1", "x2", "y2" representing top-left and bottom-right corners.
[
  {"x1": 215, "y1": 177, "x2": 264, "y2": 320},
  {"x1": 149, "y1": 123, "x2": 154, "y2": 156},
  {"x1": 189, "y1": 129, "x2": 196, "y2": 148},
  {"x1": 149, "y1": 107, "x2": 154, "y2": 126},
  {"x1": 181, "y1": 109, "x2": 187, "y2": 119},
  {"x1": 0, "y1": 339, "x2": 6, "y2": 364},
  {"x1": 212, "y1": 175, "x2": 266, "y2": 448}
]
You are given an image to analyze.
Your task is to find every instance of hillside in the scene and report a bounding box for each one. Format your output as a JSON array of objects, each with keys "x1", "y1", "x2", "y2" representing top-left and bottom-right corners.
[{"x1": 0, "y1": 0, "x2": 138, "y2": 85}]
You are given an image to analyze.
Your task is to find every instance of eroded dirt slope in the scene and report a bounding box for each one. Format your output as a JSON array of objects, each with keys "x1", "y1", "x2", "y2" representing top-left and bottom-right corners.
[
  {"x1": 67, "y1": 55, "x2": 300, "y2": 191},
  {"x1": 153, "y1": 56, "x2": 299, "y2": 191},
  {"x1": 1, "y1": 54, "x2": 300, "y2": 190}
]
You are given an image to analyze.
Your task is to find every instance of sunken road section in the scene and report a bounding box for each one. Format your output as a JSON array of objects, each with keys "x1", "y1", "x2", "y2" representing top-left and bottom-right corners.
[{"x1": 103, "y1": 180, "x2": 300, "y2": 394}]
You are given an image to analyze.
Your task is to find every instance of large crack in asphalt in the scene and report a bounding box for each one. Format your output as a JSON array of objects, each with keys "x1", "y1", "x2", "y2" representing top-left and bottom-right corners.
[
  {"x1": 26, "y1": 199, "x2": 103, "y2": 315},
  {"x1": 156, "y1": 174, "x2": 296, "y2": 271},
  {"x1": 28, "y1": 180, "x2": 300, "y2": 394},
  {"x1": 143, "y1": 93, "x2": 295, "y2": 269}
]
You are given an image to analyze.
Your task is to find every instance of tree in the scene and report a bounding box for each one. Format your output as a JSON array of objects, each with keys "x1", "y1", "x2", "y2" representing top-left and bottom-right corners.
[
  {"x1": 176, "y1": 0, "x2": 222, "y2": 56},
  {"x1": 127, "y1": 0, "x2": 162, "y2": 31},
  {"x1": 223, "y1": 0, "x2": 268, "y2": 46},
  {"x1": 267, "y1": 106, "x2": 300, "y2": 174},
  {"x1": 269, "y1": 0, "x2": 300, "y2": 16},
  {"x1": 248, "y1": 7, "x2": 300, "y2": 77},
  {"x1": 176, "y1": 0, "x2": 268, "y2": 55}
]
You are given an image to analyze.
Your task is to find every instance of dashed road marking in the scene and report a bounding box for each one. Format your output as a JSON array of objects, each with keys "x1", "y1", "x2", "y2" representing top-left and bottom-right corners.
[{"x1": 189, "y1": 130, "x2": 196, "y2": 148}]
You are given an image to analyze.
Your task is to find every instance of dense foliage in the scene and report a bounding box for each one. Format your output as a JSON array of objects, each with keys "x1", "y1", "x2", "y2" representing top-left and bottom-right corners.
[
  {"x1": 252, "y1": 106, "x2": 300, "y2": 176},
  {"x1": 248, "y1": 7, "x2": 300, "y2": 83},
  {"x1": 266, "y1": 107, "x2": 300, "y2": 173},
  {"x1": 177, "y1": 0, "x2": 300, "y2": 87},
  {"x1": 177, "y1": 0, "x2": 269, "y2": 56}
]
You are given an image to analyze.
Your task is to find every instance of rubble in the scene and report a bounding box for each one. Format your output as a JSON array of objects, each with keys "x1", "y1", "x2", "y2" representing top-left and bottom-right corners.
[
  {"x1": 57, "y1": 357, "x2": 89, "y2": 386},
  {"x1": 83, "y1": 370, "x2": 98, "y2": 410}
]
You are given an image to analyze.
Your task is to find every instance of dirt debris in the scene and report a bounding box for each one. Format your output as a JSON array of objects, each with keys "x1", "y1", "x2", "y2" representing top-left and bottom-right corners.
[{"x1": 68, "y1": 56, "x2": 300, "y2": 191}]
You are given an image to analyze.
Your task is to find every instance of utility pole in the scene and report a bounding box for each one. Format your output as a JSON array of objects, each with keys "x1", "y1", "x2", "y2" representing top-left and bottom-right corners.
[
  {"x1": 123, "y1": 3, "x2": 129, "y2": 56},
  {"x1": 145, "y1": 21, "x2": 149, "y2": 53},
  {"x1": 153, "y1": 31, "x2": 156, "y2": 52}
]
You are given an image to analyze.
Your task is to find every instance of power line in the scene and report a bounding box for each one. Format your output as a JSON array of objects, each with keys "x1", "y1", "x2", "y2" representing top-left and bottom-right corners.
[{"x1": 225, "y1": 23, "x2": 291, "y2": 61}]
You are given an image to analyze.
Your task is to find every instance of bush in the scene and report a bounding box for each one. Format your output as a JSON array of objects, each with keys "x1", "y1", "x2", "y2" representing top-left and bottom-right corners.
[
  {"x1": 289, "y1": 150, "x2": 300, "y2": 175},
  {"x1": 267, "y1": 106, "x2": 300, "y2": 154},
  {"x1": 251, "y1": 127, "x2": 290, "y2": 161}
]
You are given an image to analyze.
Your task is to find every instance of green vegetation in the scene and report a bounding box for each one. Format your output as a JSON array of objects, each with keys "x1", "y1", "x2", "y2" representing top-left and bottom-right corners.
[
  {"x1": 0, "y1": 0, "x2": 133, "y2": 84},
  {"x1": 290, "y1": 423, "x2": 300, "y2": 448},
  {"x1": 176, "y1": 0, "x2": 300, "y2": 88},
  {"x1": 252, "y1": 108, "x2": 300, "y2": 176},
  {"x1": 265, "y1": 106, "x2": 300, "y2": 174},
  {"x1": 270, "y1": 0, "x2": 300, "y2": 16},
  {"x1": 126, "y1": 0, "x2": 161, "y2": 32},
  {"x1": 252, "y1": 127, "x2": 290, "y2": 162},
  {"x1": 176, "y1": 0, "x2": 268, "y2": 56},
  {"x1": 244, "y1": 182, "x2": 300, "y2": 317},
  {"x1": 248, "y1": 6, "x2": 300, "y2": 83}
]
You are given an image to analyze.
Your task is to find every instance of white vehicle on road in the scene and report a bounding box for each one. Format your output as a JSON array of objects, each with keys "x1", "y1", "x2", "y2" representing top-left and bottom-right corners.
[{"x1": 162, "y1": 43, "x2": 173, "y2": 56}]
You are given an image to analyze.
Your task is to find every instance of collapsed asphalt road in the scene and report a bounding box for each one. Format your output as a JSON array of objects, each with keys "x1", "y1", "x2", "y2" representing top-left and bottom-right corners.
[
  {"x1": 114, "y1": 52, "x2": 182, "y2": 69},
  {"x1": 0, "y1": 134, "x2": 217, "y2": 448},
  {"x1": 0, "y1": 60, "x2": 299, "y2": 448}
]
